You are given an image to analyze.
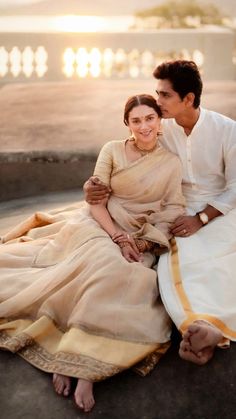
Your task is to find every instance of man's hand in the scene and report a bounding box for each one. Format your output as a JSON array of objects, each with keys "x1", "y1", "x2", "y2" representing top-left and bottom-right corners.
[
  {"x1": 170, "y1": 215, "x2": 203, "y2": 237},
  {"x1": 83, "y1": 176, "x2": 111, "y2": 205}
]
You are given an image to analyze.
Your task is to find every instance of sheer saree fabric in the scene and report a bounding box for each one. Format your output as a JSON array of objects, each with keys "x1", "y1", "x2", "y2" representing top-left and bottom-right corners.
[{"x1": 0, "y1": 140, "x2": 185, "y2": 380}]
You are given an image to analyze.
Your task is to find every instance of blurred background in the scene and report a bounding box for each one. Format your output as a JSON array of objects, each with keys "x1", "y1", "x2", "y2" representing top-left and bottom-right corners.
[
  {"x1": 0, "y1": 0, "x2": 235, "y2": 82},
  {"x1": 0, "y1": 1, "x2": 236, "y2": 201}
]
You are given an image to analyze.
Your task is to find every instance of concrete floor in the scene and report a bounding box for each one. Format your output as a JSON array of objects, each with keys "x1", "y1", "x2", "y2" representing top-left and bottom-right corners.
[
  {"x1": 0, "y1": 326, "x2": 236, "y2": 419},
  {"x1": 0, "y1": 192, "x2": 236, "y2": 419}
]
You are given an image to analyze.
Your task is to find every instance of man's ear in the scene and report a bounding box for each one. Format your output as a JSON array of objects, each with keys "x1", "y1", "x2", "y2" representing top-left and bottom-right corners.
[{"x1": 184, "y1": 92, "x2": 195, "y2": 107}]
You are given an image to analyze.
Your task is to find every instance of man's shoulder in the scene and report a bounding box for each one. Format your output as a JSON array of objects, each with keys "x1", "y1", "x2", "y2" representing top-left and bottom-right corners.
[{"x1": 202, "y1": 108, "x2": 235, "y2": 126}]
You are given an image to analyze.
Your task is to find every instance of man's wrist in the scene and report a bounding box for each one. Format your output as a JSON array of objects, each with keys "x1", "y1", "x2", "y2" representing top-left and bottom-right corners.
[{"x1": 197, "y1": 211, "x2": 209, "y2": 226}]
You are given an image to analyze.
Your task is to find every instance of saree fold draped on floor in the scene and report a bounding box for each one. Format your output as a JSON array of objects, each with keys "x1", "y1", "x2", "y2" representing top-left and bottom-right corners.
[{"x1": 0, "y1": 141, "x2": 185, "y2": 380}]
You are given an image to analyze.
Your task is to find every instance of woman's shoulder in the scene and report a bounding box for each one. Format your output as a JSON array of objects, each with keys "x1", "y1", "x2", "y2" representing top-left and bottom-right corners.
[
  {"x1": 102, "y1": 140, "x2": 126, "y2": 149},
  {"x1": 99, "y1": 139, "x2": 126, "y2": 153}
]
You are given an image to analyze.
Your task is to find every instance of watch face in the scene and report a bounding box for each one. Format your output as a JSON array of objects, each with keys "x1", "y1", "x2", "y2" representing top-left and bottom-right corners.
[{"x1": 199, "y1": 212, "x2": 209, "y2": 224}]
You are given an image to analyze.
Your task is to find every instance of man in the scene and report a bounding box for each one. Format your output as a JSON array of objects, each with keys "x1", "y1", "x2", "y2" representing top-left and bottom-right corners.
[{"x1": 84, "y1": 60, "x2": 236, "y2": 365}]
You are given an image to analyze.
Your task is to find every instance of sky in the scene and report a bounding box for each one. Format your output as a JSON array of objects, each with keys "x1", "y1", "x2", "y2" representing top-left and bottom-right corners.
[
  {"x1": 0, "y1": 0, "x2": 235, "y2": 17},
  {"x1": 0, "y1": 0, "x2": 40, "y2": 5}
]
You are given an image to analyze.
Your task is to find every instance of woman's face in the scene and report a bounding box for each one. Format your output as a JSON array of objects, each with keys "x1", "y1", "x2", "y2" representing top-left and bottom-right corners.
[{"x1": 127, "y1": 104, "x2": 161, "y2": 145}]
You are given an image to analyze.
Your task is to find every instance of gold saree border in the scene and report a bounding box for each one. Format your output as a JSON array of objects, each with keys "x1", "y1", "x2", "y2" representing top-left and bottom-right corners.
[
  {"x1": 170, "y1": 238, "x2": 236, "y2": 340},
  {"x1": 0, "y1": 316, "x2": 169, "y2": 380},
  {"x1": 133, "y1": 341, "x2": 171, "y2": 376},
  {"x1": 0, "y1": 330, "x2": 121, "y2": 381}
]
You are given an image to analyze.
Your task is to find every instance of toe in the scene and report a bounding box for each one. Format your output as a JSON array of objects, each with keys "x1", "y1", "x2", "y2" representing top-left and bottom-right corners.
[
  {"x1": 74, "y1": 395, "x2": 84, "y2": 410},
  {"x1": 84, "y1": 398, "x2": 95, "y2": 412},
  {"x1": 57, "y1": 383, "x2": 63, "y2": 395},
  {"x1": 179, "y1": 339, "x2": 190, "y2": 352}
]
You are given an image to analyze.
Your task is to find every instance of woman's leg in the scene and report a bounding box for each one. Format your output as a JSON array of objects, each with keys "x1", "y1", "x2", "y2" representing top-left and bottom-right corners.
[
  {"x1": 74, "y1": 379, "x2": 95, "y2": 412},
  {"x1": 53, "y1": 373, "x2": 71, "y2": 396},
  {"x1": 53, "y1": 374, "x2": 95, "y2": 412}
]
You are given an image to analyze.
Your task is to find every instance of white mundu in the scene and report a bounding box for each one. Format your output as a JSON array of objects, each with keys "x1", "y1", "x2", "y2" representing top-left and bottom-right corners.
[{"x1": 158, "y1": 108, "x2": 236, "y2": 342}]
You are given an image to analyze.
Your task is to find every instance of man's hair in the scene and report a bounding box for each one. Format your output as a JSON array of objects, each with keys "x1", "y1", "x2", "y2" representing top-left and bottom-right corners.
[
  {"x1": 123, "y1": 94, "x2": 162, "y2": 125},
  {"x1": 153, "y1": 60, "x2": 203, "y2": 108}
]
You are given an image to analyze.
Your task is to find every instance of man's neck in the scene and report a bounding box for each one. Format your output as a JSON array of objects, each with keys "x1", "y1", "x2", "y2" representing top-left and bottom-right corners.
[{"x1": 175, "y1": 107, "x2": 200, "y2": 136}]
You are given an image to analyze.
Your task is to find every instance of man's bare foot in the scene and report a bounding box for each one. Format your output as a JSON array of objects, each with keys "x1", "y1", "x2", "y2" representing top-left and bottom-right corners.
[
  {"x1": 74, "y1": 378, "x2": 95, "y2": 412},
  {"x1": 179, "y1": 321, "x2": 223, "y2": 365},
  {"x1": 179, "y1": 339, "x2": 214, "y2": 365},
  {"x1": 186, "y1": 321, "x2": 223, "y2": 353},
  {"x1": 53, "y1": 373, "x2": 71, "y2": 396}
]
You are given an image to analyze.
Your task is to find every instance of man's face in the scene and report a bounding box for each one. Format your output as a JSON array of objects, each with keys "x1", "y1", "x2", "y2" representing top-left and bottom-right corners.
[{"x1": 155, "y1": 79, "x2": 186, "y2": 119}]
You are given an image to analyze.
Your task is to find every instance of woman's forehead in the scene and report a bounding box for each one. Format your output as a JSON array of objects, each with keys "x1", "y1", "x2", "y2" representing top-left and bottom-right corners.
[{"x1": 129, "y1": 104, "x2": 157, "y2": 118}]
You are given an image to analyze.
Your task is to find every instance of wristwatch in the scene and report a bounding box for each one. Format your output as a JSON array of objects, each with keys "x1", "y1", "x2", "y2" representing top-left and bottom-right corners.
[{"x1": 197, "y1": 211, "x2": 209, "y2": 225}]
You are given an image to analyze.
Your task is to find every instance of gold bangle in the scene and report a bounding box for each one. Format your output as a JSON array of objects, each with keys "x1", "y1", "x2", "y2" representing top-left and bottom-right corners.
[
  {"x1": 135, "y1": 239, "x2": 146, "y2": 253},
  {"x1": 118, "y1": 241, "x2": 130, "y2": 249},
  {"x1": 135, "y1": 239, "x2": 154, "y2": 253}
]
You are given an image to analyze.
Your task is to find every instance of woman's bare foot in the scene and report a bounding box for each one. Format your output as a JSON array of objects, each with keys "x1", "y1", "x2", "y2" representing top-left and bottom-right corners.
[
  {"x1": 179, "y1": 321, "x2": 223, "y2": 365},
  {"x1": 53, "y1": 373, "x2": 71, "y2": 396},
  {"x1": 74, "y1": 378, "x2": 95, "y2": 412}
]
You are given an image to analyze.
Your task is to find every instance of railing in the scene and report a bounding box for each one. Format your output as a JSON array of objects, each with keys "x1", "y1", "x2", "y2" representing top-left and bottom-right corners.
[{"x1": 0, "y1": 29, "x2": 235, "y2": 83}]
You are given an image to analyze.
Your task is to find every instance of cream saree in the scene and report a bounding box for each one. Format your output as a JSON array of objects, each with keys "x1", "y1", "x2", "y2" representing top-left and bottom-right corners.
[{"x1": 0, "y1": 140, "x2": 185, "y2": 380}]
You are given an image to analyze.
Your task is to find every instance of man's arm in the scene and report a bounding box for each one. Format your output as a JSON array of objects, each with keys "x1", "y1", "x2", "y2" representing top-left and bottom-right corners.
[{"x1": 83, "y1": 176, "x2": 111, "y2": 204}]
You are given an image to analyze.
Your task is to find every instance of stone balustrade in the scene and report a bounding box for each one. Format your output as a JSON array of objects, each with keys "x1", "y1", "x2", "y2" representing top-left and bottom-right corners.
[{"x1": 0, "y1": 28, "x2": 235, "y2": 83}]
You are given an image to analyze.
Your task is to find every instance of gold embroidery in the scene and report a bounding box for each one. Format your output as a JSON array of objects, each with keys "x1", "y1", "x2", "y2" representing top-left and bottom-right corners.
[
  {"x1": 0, "y1": 331, "x2": 122, "y2": 381},
  {"x1": 133, "y1": 341, "x2": 171, "y2": 376},
  {"x1": 0, "y1": 332, "x2": 34, "y2": 352}
]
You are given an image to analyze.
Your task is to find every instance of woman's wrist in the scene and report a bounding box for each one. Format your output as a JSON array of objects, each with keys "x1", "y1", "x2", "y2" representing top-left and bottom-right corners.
[
  {"x1": 134, "y1": 239, "x2": 154, "y2": 253},
  {"x1": 118, "y1": 241, "x2": 130, "y2": 249}
]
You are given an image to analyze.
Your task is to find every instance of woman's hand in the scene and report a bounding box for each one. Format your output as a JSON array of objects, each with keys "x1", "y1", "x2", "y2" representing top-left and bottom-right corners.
[
  {"x1": 83, "y1": 176, "x2": 111, "y2": 205},
  {"x1": 120, "y1": 243, "x2": 143, "y2": 263},
  {"x1": 112, "y1": 231, "x2": 139, "y2": 254},
  {"x1": 111, "y1": 231, "x2": 142, "y2": 262}
]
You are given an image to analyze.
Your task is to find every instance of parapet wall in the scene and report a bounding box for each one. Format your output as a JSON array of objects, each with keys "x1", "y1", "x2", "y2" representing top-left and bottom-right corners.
[
  {"x1": 0, "y1": 28, "x2": 235, "y2": 84},
  {"x1": 0, "y1": 151, "x2": 97, "y2": 201},
  {"x1": 1, "y1": 79, "x2": 235, "y2": 202}
]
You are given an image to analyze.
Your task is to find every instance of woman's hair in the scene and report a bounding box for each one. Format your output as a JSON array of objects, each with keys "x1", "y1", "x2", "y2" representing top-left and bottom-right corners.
[
  {"x1": 123, "y1": 94, "x2": 162, "y2": 125},
  {"x1": 153, "y1": 60, "x2": 202, "y2": 108}
]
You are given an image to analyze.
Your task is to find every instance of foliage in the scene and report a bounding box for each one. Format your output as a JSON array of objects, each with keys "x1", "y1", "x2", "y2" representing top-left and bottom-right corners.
[{"x1": 135, "y1": 0, "x2": 225, "y2": 28}]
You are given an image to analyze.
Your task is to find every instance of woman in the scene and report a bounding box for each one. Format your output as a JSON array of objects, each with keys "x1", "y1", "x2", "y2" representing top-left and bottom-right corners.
[{"x1": 0, "y1": 95, "x2": 185, "y2": 412}]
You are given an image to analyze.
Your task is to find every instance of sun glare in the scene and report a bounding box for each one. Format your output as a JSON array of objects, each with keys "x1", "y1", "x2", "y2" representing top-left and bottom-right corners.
[{"x1": 53, "y1": 15, "x2": 108, "y2": 33}]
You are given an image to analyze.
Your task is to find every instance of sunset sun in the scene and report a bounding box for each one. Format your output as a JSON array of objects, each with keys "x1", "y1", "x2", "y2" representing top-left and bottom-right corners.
[{"x1": 53, "y1": 15, "x2": 114, "y2": 33}]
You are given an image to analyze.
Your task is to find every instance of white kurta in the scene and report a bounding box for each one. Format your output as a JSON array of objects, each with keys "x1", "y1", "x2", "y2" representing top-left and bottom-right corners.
[{"x1": 158, "y1": 108, "x2": 236, "y2": 341}]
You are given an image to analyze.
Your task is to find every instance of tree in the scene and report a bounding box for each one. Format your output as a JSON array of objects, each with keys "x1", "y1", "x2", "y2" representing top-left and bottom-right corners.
[{"x1": 135, "y1": 0, "x2": 225, "y2": 28}]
